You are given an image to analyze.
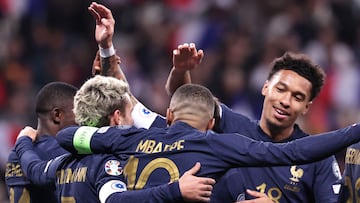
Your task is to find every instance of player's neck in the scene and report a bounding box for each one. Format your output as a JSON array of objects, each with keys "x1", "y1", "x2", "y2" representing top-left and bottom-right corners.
[
  {"x1": 37, "y1": 119, "x2": 57, "y2": 137},
  {"x1": 173, "y1": 117, "x2": 208, "y2": 132},
  {"x1": 260, "y1": 121, "x2": 293, "y2": 142}
]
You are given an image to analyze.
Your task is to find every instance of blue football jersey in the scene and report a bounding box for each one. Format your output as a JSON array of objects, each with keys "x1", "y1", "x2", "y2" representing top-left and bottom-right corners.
[
  {"x1": 56, "y1": 120, "x2": 360, "y2": 199},
  {"x1": 5, "y1": 135, "x2": 67, "y2": 203},
  {"x1": 339, "y1": 142, "x2": 360, "y2": 202},
  {"x1": 15, "y1": 137, "x2": 183, "y2": 203},
  {"x1": 210, "y1": 104, "x2": 342, "y2": 203}
]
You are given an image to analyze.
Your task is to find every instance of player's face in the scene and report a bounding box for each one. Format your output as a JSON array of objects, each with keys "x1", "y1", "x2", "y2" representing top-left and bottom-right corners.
[
  {"x1": 60, "y1": 103, "x2": 76, "y2": 128},
  {"x1": 260, "y1": 69, "x2": 312, "y2": 132},
  {"x1": 121, "y1": 95, "x2": 134, "y2": 126}
]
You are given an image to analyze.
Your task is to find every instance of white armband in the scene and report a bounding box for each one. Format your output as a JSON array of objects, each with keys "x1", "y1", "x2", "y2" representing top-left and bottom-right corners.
[
  {"x1": 99, "y1": 180, "x2": 127, "y2": 203},
  {"x1": 131, "y1": 102, "x2": 158, "y2": 129},
  {"x1": 99, "y1": 45, "x2": 115, "y2": 58}
]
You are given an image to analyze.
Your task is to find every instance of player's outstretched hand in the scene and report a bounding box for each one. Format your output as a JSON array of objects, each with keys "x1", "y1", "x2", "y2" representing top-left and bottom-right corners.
[
  {"x1": 173, "y1": 43, "x2": 204, "y2": 71},
  {"x1": 179, "y1": 162, "x2": 215, "y2": 202},
  {"x1": 236, "y1": 189, "x2": 273, "y2": 203},
  {"x1": 17, "y1": 126, "x2": 37, "y2": 142},
  {"x1": 88, "y1": 2, "x2": 114, "y2": 48}
]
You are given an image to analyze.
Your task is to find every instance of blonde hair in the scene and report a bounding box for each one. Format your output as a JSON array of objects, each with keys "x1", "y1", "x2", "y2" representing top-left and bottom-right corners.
[{"x1": 74, "y1": 75, "x2": 130, "y2": 127}]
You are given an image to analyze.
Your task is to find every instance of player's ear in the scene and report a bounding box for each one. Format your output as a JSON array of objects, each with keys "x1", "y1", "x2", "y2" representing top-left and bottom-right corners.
[
  {"x1": 166, "y1": 108, "x2": 173, "y2": 126},
  {"x1": 52, "y1": 108, "x2": 61, "y2": 125},
  {"x1": 110, "y1": 109, "x2": 121, "y2": 126},
  {"x1": 207, "y1": 118, "x2": 215, "y2": 130},
  {"x1": 302, "y1": 101, "x2": 312, "y2": 115},
  {"x1": 261, "y1": 80, "x2": 269, "y2": 96}
]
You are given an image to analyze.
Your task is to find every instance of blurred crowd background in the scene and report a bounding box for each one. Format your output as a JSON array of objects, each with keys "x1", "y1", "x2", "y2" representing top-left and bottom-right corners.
[{"x1": 1, "y1": 0, "x2": 360, "y2": 201}]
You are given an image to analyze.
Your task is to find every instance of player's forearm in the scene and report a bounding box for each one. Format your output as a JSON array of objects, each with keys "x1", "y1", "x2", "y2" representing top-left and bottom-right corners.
[
  {"x1": 105, "y1": 182, "x2": 182, "y2": 203},
  {"x1": 57, "y1": 126, "x2": 130, "y2": 155},
  {"x1": 15, "y1": 137, "x2": 54, "y2": 186},
  {"x1": 211, "y1": 124, "x2": 360, "y2": 167},
  {"x1": 100, "y1": 55, "x2": 127, "y2": 82},
  {"x1": 165, "y1": 67, "x2": 191, "y2": 96}
]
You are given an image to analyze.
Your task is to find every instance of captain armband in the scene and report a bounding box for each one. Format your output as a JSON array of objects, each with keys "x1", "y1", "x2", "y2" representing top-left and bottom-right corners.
[{"x1": 73, "y1": 126, "x2": 98, "y2": 154}]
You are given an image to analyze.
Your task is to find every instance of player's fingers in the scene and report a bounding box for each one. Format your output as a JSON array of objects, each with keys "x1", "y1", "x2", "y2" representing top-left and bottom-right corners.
[
  {"x1": 93, "y1": 66, "x2": 101, "y2": 75},
  {"x1": 185, "y1": 162, "x2": 201, "y2": 175},
  {"x1": 115, "y1": 55, "x2": 121, "y2": 64},
  {"x1": 88, "y1": 7, "x2": 101, "y2": 24},
  {"x1": 178, "y1": 43, "x2": 190, "y2": 55},
  {"x1": 173, "y1": 49, "x2": 180, "y2": 56},
  {"x1": 202, "y1": 190, "x2": 212, "y2": 197},
  {"x1": 198, "y1": 49, "x2": 204, "y2": 58},
  {"x1": 94, "y1": 3, "x2": 114, "y2": 19},
  {"x1": 189, "y1": 42, "x2": 197, "y2": 54},
  {"x1": 200, "y1": 177, "x2": 216, "y2": 185},
  {"x1": 196, "y1": 195, "x2": 211, "y2": 203},
  {"x1": 246, "y1": 189, "x2": 266, "y2": 198}
]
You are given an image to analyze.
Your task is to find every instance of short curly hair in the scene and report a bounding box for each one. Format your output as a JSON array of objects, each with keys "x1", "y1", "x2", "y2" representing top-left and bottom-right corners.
[
  {"x1": 267, "y1": 52, "x2": 326, "y2": 101},
  {"x1": 74, "y1": 75, "x2": 130, "y2": 127}
]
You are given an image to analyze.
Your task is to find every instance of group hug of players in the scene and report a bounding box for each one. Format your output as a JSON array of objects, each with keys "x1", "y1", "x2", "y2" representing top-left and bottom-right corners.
[{"x1": 5, "y1": 2, "x2": 360, "y2": 203}]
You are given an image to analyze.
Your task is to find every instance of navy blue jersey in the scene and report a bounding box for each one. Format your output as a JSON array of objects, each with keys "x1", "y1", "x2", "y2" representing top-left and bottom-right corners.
[
  {"x1": 15, "y1": 137, "x2": 183, "y2": 203},
  {"x1": 5, "y1": 135, "x2": 67, "y2": 203},
  {"x1": 338, "y1": 142, "x2": 360, "y2": 202},
  {"x1": 210, "y1": 104, "x2": 342, "y2": 203},
  {"x1": 57, "y1": 121, "x2": 360, "y2": 197}
]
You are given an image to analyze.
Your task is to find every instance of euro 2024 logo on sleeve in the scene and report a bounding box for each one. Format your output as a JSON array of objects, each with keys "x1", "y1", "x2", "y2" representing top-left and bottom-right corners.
[{"x1": 105, "y1": 160, "x2": 123, "y2": 176}]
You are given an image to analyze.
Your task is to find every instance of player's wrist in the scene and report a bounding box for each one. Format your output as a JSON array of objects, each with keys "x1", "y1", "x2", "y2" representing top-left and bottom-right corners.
[
  {"x1": 172, "y1": 66, "x2": 189, "y2": 75},
  {"x1": 99, "y1": 44, "x2": 115, "y2": 58}
]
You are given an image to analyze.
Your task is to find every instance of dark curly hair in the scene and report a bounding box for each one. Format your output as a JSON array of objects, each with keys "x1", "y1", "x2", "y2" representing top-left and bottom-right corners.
[{"x1": 267, "y1": 52, "x2": 326, "y2": 101}]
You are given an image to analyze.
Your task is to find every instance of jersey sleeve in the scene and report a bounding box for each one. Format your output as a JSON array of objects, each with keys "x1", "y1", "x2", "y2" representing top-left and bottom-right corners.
[
  {"x1": 131, "y1": 102, "x2": 166, "y2": 129},
  {"x1": 5, "y1": 150, "x2": 31, "y2": 203},
  {"x1": 57, "y1": 126, "x2": 143, "y2": 155},
  {"x1": 14, "y1": 136, "x2": 68, "y2": 187},
  {"x1": 5, "y1": 150, "x2": 30, "y2": 186},
  {"x1": 94, "y1": 155, "x2": 182, "y2": 203},
  {"x1": 103, "y1": 182, "x2": 182, "y2": 203},
  {"x1": 312, "y1": 156, "x2": 342, "y2": 203},
  {"x1": 208, "y1": 123, "x2": 360, "y2": 166},
  {"x1": 218, "y1": 104, "x2": 252, "y2": 133}
]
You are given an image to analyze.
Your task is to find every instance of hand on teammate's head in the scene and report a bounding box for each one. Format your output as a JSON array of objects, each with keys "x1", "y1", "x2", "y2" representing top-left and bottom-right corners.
[{"x1": 17, "y1": 126, "x2": 38, "y2": 142}]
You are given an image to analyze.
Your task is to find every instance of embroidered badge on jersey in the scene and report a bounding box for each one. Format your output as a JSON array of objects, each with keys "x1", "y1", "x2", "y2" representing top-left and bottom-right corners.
[
  {"x1": 332, "y1": 160, "x2": 341, "y2": 180},
  {"x1": 236, "y1": 193, "x2": 245, "y2": 201},
  {"x1": 140, "y1": 106, "x2": 153, "y2": 118},
  {"x1": 284, "y1": 165, "x2": 303, "y2": 192},
  {"x1": 111, "y1": 181, "x2": 127, "y2": 191},
  {"x1": 99, "y1": 180, "x2": 127, "y2": 203},
  {"x1": 104, "y1": 160, "x2": 123, "y2": 176},
  {"x1": 289, "y1": 165, "x2": 304, "y2": 182}
]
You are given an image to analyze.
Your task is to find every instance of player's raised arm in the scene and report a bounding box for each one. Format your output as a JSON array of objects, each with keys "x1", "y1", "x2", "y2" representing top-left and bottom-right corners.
[
  {"x1": 165, "y1": 43, "x2": 203, "y2": 96},
  {"x1": 89, "y1": 2, "x2": 127, "y2": 82}
]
